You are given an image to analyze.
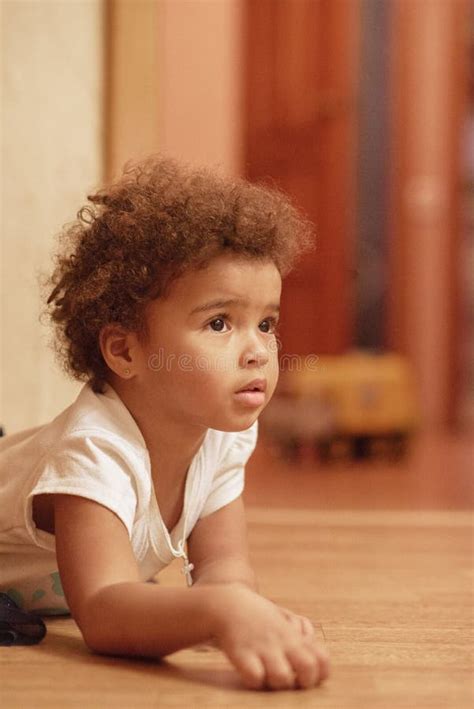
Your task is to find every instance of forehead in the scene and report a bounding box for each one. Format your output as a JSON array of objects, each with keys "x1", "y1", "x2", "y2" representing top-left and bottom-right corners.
[{"x1": 169, "y1": 254, "x2": 282, "y2": 307}]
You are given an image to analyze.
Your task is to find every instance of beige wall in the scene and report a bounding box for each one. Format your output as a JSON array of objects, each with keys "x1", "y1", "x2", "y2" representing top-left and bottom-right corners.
[
  {"x1": 1, "y1": 0, "x2": 104, "y2": 433},
  {"x1": 1, "y1": 0, "x2": 243, "y2": 434}
]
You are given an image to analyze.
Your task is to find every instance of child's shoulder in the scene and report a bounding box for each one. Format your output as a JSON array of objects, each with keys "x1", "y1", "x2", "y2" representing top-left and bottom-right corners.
[
  {"x1": 0, "y1": 382, "x2": 146, "y2": 468},
  {"x1": 69, "y1": 382, "x2": 146, "y2": 454}
]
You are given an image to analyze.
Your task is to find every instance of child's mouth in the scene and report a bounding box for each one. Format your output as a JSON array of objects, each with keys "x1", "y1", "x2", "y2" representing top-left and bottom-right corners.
[
  {"x1": 234, "y1": 390, "x2": 266, "y2": 407},
  {"x1": 234, "y1": 379, "x2": 267, "y2": 407}
]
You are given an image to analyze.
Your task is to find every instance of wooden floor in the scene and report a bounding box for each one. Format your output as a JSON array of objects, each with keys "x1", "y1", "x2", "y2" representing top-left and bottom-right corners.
[{"x1": 1, "y1": 431, "x2": 473, "y2": 708}]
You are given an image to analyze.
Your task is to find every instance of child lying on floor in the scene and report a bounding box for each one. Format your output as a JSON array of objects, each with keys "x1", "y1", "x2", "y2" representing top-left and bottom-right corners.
[{"x1": 0, "y1": 156, "x2": 329, "y2": 691}]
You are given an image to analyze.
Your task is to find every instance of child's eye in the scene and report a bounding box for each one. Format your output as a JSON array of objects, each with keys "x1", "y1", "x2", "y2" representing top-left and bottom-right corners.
[
  {"x1": 259, "y1": 317, "x2": 279, "y2": 334},
  {"x1": 206, "y1": 314, "x2": 279, "y2": 334},
  {"x1": 208, "y1": 315, "x2": 230, "y2": 332}
]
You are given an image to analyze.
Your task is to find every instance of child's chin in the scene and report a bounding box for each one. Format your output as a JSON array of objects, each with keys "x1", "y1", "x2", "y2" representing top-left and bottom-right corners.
[{"x1": 212, "y1": 411, "x2": 260, "y2": 433}]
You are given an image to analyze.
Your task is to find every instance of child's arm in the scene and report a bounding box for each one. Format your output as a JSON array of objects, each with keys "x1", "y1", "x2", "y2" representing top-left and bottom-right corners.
[
  {"x1": 186, "y1": 496, "x2": 259, "y2": 591},
  {"x1": 54, "y1": 494, "x2": 218, "y2": 657},
  {"x1": 53, "y1": 494, "x2": 329, "y2": 690},
  {"x1": 187, "y1": 496, "x2": 316, "y2": 638}
]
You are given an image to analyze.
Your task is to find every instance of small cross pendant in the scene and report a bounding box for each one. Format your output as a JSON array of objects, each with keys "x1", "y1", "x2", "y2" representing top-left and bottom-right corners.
[{"x1": 181, "y1": 557, "x2": 195, "y2": 587}]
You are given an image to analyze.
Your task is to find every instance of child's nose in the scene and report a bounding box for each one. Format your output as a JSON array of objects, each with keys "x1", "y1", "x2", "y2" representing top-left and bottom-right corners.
[{"x1": 240, "y1": 339, "x2": 270, "y2": 368}]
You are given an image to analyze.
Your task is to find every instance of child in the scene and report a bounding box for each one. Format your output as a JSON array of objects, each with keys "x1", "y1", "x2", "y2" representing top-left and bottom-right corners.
[{"x1": 0, "y1": 156, "x2": 330, "y2": 690}]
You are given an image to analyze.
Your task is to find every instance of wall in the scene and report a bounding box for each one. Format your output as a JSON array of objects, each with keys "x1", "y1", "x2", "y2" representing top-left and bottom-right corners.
[
  {"x1": 1, "y1": 0, "x2": 104, "y2": 433},
  {"x1": 106, "y1": 0, "x2": 243, "y2": 179},
  {"x1": 1, "y1": 0, "x2": 243, "y2": 433},
  {"x1": 157, "y1": 0, "x2": 243, "y2": 174}
]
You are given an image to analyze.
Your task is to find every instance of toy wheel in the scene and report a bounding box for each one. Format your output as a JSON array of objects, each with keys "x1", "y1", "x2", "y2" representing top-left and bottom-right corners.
[
  {"x1": 352, "y1": 435, "x2": 371, "y2": 460},
  {"x1": 316, "y1": 439, "x2": 333, "y2": 462},
  {"x1": 387, "y1": 432, "x2": 409, "y2": 460},
  {"x1": 316, "y1": 436, "x2": 353, "y2": 462},
  {"x1": 281, "y1": 437, "x2": 301, "y2": 462}
]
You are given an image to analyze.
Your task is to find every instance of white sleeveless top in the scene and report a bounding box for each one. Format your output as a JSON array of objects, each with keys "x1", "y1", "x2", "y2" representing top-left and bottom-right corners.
[{"x1": 0, "y1": 382, "x2": 258, "y2": 613}]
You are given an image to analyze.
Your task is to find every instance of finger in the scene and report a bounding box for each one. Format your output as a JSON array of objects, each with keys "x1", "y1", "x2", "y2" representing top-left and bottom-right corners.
[
  {"x1": 277, "y1": 605, "x2": 293, "y2": 621},
  {"x1": 286, "y1": 644, "x2": 319, "y2": 689},
  {"x1": 302, "y1": 638, "x2": 331, "y2": 684},
  {"x1": 279, "y1": 608, "x2": 315, "y2": 636},
  {"x1": 314, "y1": 643, "x2": 331, "y2": 682},
  {"x1": 300, "y1": 616, "x2": 316, "y2": 637},
  {"x1": 227, "y1": 649, "x2": 266, "y2": 690},
  {"x1": 286, "y1": 613, "x2": 302, "y2": 632},
  {"x1": 261, "y1": 651, "x2": 297, "y2": 691}
]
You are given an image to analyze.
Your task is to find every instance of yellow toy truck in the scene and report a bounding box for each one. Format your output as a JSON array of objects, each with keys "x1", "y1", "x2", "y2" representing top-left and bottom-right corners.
[{"x1": 260, "y1": 350, "x2": 419, "y2": 461}]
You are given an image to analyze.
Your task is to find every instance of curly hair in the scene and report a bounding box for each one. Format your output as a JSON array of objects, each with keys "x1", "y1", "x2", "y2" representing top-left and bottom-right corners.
[{"x1": 41, "y1": 155, "x2": 315, "y2": 393}]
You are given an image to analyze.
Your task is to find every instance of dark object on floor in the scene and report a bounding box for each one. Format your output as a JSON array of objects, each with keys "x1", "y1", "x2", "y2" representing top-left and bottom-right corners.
[
  {"x1": 0, "y1": 593, "x2": 47, "y2": 646},
  {"x1": 315, "y1": 432, "x2": 410, "y2": 462}
]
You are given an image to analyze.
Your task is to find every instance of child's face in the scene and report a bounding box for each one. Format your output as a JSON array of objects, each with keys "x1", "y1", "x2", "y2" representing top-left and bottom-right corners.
[{"x1": 135, "y1": 253, "x2": 282, "y2": 432}]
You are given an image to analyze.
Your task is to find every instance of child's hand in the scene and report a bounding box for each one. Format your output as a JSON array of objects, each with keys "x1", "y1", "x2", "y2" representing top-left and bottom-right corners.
[
  {"x1": 273, "y1": 604, "x2": 317, "y2": 638},
  {"x1": 207, "y1": 583, "x2": 330, "y2": 691}
]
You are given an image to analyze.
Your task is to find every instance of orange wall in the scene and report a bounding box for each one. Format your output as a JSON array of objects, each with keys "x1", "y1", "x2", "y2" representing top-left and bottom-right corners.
[{"x1": 106, "y1": 0, "x2": 243, "y2": 179}]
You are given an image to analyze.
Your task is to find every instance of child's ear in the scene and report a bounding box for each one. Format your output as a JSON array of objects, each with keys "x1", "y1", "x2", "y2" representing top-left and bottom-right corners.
[{"x1": 99, "y1": 324, "x2": 137, "y2": 379}]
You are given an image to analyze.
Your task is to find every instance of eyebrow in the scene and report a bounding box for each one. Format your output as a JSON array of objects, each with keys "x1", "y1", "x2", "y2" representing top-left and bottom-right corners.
[{"x1": 189, "y1": 298, "x2": 280, "y2": 316}]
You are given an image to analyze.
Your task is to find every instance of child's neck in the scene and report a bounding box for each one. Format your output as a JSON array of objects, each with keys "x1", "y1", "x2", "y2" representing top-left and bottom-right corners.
[{"x1": 112, "y1": 378, "x2": 208, "y2": 481}]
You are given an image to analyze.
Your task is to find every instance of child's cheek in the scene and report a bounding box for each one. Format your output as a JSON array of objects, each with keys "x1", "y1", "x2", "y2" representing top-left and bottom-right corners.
[{"x1": 268, "y1": 373, "x2": 279, "y2": 402}]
